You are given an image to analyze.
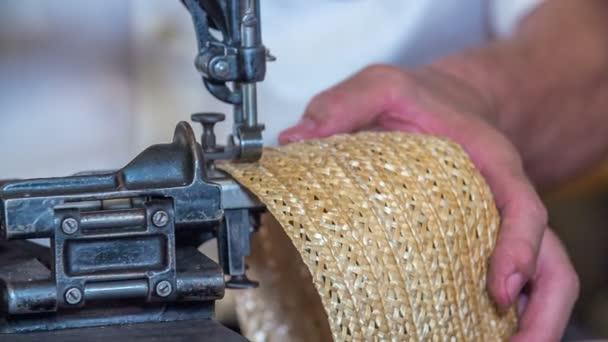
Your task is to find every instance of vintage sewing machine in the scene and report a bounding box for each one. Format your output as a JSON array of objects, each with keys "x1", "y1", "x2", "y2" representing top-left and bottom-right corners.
[{"x1": 0, "y1": 0, "x2": 272, "y2": 340}]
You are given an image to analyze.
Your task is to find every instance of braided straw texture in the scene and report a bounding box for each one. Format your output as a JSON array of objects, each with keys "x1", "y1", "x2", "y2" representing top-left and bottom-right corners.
[{"x1": 221, "y1": 132, "x2": 517, "y2": 341}]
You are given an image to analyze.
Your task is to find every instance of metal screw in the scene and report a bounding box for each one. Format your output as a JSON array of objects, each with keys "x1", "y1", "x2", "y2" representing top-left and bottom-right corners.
[
  {"x1": 152, "y1": 210, "x2": 169, "y2": 227},
  {"x1": 61, "y1": 218, "x2": 79, "y2": 235},
  {"x1": 211, "y1": 59, "x2": 230, "y2": 78},
  {"x1": 265, "y1": 49, "x2": 277, "y2": 62},
  {"x1": 65, "y1": 287, "x2": 83, "y2": 305},
  {"x1": 155, "y1": 280, "x2": 172, "y2": 297}
]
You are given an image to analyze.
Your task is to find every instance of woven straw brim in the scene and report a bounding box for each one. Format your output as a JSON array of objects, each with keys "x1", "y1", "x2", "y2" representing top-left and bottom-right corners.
[{"x1": 221, "y1": 131, "x2": 517, "y2": 341}]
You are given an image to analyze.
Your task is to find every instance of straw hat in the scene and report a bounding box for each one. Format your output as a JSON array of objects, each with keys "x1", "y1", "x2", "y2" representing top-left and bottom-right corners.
[{"x1": 221, "y1": 132, "x2": 517, "y2": 341}]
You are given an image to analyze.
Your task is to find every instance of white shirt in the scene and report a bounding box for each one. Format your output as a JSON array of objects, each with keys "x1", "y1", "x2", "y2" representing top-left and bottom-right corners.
[
  {"x1": 257, "y1": 0, "x2": 541, "y2": 145},
  {"x1": 0, "y1": 0, "x2": 541, "y2": 178}
]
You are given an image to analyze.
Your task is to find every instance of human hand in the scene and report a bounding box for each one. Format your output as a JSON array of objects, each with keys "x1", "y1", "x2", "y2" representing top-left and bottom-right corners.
[{"x1": 279, "y1": 64, "x2": 579, "y2": 340}]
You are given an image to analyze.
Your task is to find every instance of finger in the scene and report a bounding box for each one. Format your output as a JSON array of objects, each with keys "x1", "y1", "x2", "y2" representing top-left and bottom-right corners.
[
  {"x1": 487, "y1": 180, "x2": 547, "y2": 308},
  {"x1": 279, "y1": 65, "x2": 407, "y2": 144},
  {"x1": 476, "y1": 141, "x2": 548, "y2": 309},
  {"x1": 511, "y1": 229, "x2": 579, "y2": 342}
]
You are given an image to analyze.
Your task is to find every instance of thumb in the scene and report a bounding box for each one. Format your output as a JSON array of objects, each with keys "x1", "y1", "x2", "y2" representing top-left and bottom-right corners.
[{"x1": 279, "y1": 65, "x2": 406, "y2": 144}]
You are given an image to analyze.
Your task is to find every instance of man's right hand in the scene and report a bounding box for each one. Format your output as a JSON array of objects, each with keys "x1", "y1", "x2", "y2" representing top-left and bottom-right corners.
[{"x1": 279, "y1": 64, "x2": 579, "y2": 341}]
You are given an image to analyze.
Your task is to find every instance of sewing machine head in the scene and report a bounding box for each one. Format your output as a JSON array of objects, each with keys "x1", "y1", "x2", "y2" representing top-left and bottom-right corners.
[
  {"x1": 183, "y1": 0, "x2": 273, "y2": 162},
  {"x1": 0, "y1": 0, "x2": 270, "y2": 335}
]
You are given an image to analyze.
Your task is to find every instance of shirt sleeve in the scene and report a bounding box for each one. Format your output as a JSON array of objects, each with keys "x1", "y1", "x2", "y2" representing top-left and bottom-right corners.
[{"x1": 489, "y1": 0, "x2": 545, "y2": 37}]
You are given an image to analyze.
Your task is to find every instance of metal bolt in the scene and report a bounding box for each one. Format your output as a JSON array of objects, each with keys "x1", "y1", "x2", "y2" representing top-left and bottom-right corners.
[
  {"x1": 152, "y1": 210, "x2": 169, "y2": 227},
  {"x1": 65, "y1": 287, "x2": 83, "y2": 305},
  {"x1": 155, "y1": 280, "x2": 172, "y2": 297},
  {"x1": 211, "y1": 59, "x2": 230, "y2": 78},
  {"x1": 61, "y1": 217, "x2": 79, "y2": 235}
]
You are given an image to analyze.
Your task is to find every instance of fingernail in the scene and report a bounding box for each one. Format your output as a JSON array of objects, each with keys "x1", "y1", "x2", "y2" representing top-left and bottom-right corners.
[
  {"x1": 286, "y1": 134, "x2": 304, "y2": 143},
  {"x1": 281, "y1": 118, "x2": 317, "y2": 144},
  {"x1": 278, "y1": 131, "x2": 305, "y2": 144},
  {"x1": 506, "y1": 273, "x2": 525, "y2": 304},
  {"x1": 517, "y1": 293, "x2": 529, "y2": 316}
]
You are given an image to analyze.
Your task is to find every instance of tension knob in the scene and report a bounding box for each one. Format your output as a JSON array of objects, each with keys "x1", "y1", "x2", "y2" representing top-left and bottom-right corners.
[{"x1": 191, "y1": 112, "x2": 226, "y2": 153}]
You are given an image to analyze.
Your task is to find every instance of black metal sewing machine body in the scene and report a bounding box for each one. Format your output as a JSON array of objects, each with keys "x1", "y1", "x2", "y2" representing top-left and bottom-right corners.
[
  {"x1": 0, "y1": 122, "x2": 263, "y2": 337},
  {"x1": 0, "y1": 0, "x2": 272, "y2": 338}
]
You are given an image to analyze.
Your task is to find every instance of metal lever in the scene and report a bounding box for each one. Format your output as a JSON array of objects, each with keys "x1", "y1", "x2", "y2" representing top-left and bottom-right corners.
[{"x1": 219, "y1": 209, "x2": 259, "y2": 290}]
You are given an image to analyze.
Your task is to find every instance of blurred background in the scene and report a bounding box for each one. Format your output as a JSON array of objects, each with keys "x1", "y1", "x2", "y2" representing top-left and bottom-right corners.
[
  {"x1": 0, "y1": 0, "x2": 226, "y2": 179},
  {"x1": 1, "y1": 1, "x2": 607, "y2": 339}
]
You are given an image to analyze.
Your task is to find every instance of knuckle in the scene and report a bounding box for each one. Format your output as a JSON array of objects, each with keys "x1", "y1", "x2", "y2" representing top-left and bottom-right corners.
[
  {"x1": 505, "y1": 238, "x2": 538, "y2": 277},
  {"x1": 305, "y1": 92, "x2": 347, "y2": 126},
  {"x1": 363, "y1": 64, "x2": 405, "y2": 87},
  {"x1": 320, "y1": 93, "x2": 347, "y2": 118},
  {"x1": 514, "y1": 190, "x2": 548, "y2": 227},
  {"x1": 363, "y1": 63, "x2": 397, "y2": 77},
  {"x1": 565, "y1": 266, "x2": 580, "y2": 297},
  {"x1": 362, "y1": 64, "x2": 408, "y2": 103},
  {"x1": 307, "y1": 91, "x2": 341, "y2": 118},
  {"x1": 528, "y1": 197, "x2": 549, "y2": 227},
  {"x1": 306, "y1": 93, "x2": 325, "y2": 113}
]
